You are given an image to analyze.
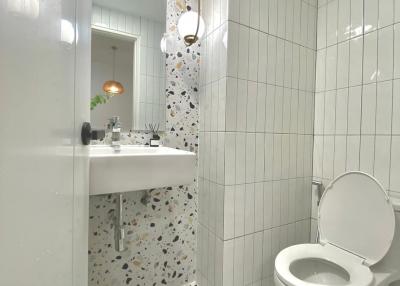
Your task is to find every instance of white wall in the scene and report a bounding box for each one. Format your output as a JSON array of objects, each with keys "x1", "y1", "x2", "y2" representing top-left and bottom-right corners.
[
  {"x1": 0, "y1": 1, "x2": 90, "y2": 286},
  {"x1": 313, "y1": 0, "x2": 400, "y2": 237}
]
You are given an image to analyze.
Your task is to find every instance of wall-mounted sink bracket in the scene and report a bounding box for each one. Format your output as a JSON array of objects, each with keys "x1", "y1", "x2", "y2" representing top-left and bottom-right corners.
[{"x1": 140, "y1": 190, "x2": 151, "y2": 206}]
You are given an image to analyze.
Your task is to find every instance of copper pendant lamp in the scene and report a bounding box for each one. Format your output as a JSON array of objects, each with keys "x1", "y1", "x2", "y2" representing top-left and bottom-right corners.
[{"x1": 103, "y1": 46, "x2": 124, "y2": 95}]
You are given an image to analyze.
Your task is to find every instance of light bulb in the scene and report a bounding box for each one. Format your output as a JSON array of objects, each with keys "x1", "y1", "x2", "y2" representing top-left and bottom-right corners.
[
  {"x1": 160, "y1": 35, "x2": 167, "y2": 53},
  {"x1": 177, "y1": 11, "x2": 205, "y2": 44},
  {"x1": 61, "y1": 19, "x2": 75, "y2": 45}
]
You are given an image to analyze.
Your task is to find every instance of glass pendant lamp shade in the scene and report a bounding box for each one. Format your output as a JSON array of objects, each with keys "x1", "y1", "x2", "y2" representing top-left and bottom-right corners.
[
  {"x1": 102, "y1": 46, "x2": 124, "y2": 95},
  {"x1": 103, "y1": 80, "x2": 124, "y2": 94},
  {"x1": 177, "y1": 11, "x2": 205, "y2": 45}
]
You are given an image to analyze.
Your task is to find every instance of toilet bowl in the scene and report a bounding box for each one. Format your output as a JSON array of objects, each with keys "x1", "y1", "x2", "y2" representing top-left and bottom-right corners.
[
  {"x1": 274, "y1": 172, "x2": 398, "y2": 286},
  {"x1": 275, "y1": 244, "x2": 373, "y2": 286}
]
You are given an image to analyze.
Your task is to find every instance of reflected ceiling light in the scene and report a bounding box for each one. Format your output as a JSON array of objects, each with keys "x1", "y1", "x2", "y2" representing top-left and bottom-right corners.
[
  {"x1": 103, "y1": 46, "x2": 125, "y2": 95},
  {"x1": 7, "y1": 0, "x2": 39, "y2": 18},
  {"x1": 61, "y1": 19, "x2": 75, "y2": 45},
  {"x1": 222, "y1": 31, "x2": 228, "y2": 49},
  {"x1": 177, "y1": 0, "x2": 205, "y2": 46},
  {"x1": 160, "y1": 34, "x2": 167, "y2": 53}
]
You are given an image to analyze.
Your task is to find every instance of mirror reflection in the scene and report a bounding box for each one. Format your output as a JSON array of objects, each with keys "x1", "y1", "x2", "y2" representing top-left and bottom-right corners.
[{"x1": 91, "y1": 0, "x2": 167, "y2": 132}]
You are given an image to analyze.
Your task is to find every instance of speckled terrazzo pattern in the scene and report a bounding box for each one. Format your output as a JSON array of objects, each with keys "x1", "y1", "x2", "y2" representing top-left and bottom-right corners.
[
  {"x1": 91, "y1": 130, "x2": 162, "y2": 146},
  {"x1": 164, "y1": 0, "x2": 200, "y2": 153},
  {"x1": 89, "y1": 187, "x2": 197, "y2": 286},
  {"x1": 88, "y1": 0, "x2": 200, "y2": 285}
]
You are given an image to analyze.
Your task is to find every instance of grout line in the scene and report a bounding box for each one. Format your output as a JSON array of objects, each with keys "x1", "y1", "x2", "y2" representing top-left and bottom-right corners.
[
  {"x1": 372, "y1": 0, "x2": 379, "y2": 177},
  {"x1": 316, "y1": 22, "x2": 400, "y2": 52},
  {"x1": 200, "y1": 217, "x2": 313, "y2": 243},
  {"x1": 202, "y1": 72, "x2": 319, "y2": 93},
  {"x1": 389, "y1": 0, "x2": 396, "y2": 191},
  {"x1": 227, "y1": 18, "x2": 317, "y2": 52},
  {"x1": 278, "y1": 0, "x2": 289, "y2": 236},
  {"x1": 331, "y1": 0, "x2": 339, "y2": 179},
  {"x1": 343, "y1": 0, "x2": 353, "y2": 173},
  {"x1": 321, "y1": 2, "x2": 328, "y2": 180},
  {"x1": 241, "y1": 13, "x2": 251, "y2": 280}
]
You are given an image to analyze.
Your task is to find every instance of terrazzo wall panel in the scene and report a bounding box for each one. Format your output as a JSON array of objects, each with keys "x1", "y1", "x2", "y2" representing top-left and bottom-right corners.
[
  {"x1": 198, "y1": 0, "x2": 318, "y2": 285},
  {"x1": 88, "y1": 1, "x2": 200, "y2": 286},
  {"x1": 312, "y1": 0, "x2": 400, "y2": 239}
]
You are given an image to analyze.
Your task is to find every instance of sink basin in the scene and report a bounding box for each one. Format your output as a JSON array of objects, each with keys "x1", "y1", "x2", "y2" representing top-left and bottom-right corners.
[{"x1": 89, "y1": 145, "x2": 196, "y2": 195}]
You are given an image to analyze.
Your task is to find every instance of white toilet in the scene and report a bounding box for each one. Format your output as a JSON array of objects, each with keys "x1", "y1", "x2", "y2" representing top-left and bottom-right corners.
[{"x1": 274, "y1": 172, "x2": 400, "y2": 286}]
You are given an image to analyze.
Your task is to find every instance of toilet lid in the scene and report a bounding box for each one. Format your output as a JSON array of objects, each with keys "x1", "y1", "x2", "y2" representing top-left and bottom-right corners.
[{"x1": 319, "y1": 172, "x2": 395, "y2": 266}]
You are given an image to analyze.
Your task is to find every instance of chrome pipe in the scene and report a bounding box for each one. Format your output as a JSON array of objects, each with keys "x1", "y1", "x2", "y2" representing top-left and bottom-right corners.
[{"x1": 115, "y1": 193, "x2": 126, "y2": 252}]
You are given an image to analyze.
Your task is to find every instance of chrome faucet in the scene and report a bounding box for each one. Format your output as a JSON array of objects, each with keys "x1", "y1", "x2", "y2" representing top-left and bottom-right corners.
[{"x1": 107, "y1": 116, "x2": 121, "y2": 151}]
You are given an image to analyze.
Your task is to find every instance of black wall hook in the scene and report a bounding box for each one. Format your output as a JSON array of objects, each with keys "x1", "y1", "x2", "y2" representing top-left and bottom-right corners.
[{"x1": 81, "y1": 122, "x2": 92, "y2": 145}]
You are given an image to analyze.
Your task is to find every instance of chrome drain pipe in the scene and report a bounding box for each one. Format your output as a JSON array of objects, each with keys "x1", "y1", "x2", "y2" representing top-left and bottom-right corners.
[{"x1": 115, "y1": 193, "x2": 126, "y2": 252}]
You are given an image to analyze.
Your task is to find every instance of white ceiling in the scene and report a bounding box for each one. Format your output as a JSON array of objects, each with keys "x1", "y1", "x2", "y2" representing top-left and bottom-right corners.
[{"x1": 93, "y1": 0, "x2": 167, "y2": 22}]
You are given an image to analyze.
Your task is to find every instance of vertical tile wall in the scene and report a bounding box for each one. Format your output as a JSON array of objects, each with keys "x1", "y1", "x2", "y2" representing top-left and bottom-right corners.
[
  {"x1": 313, "y1": 0, "x2": 400, "y2": 238},
  {"x1": 92, "y1": 5, "x2": 167, "y2": 131},
  {"x1": 198, "y1": 0, "x2": 317, "y2": 285}
]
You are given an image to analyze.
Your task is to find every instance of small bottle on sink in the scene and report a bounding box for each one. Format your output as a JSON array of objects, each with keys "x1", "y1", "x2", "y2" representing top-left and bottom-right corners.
[
  {"x1": 150, "y1": 133, "x2": 160, "y2": 147},
  {"x1": 148, "y1": 123, "x2": 160, "y2": 147}
]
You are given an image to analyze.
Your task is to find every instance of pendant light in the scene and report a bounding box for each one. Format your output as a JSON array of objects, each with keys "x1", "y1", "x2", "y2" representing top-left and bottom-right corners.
[
  {"x1": 177, "y1": 0, "x2": 205, "y2": 46},
  {"x1": 103, "y1": 46, "x2": 124, "y2": 95}
]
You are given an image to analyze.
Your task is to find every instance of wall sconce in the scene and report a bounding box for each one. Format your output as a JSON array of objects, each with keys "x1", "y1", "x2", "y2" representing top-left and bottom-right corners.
[{"x1": 177, "y1": 0, "x2": 205, "y2": 46}]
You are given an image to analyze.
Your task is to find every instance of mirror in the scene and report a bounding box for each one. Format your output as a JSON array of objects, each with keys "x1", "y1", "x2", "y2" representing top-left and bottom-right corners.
[{"x1": 91, "y1": 0, "x2": 167, "y2": 132}]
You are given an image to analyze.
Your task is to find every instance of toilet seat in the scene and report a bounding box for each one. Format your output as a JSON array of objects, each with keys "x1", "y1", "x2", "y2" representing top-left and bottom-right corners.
[
  {"x1": 275, "y1": 244, "x2": 373, "y2": 286},
  {"x1": 318, "y1": 172, "x2": 395, "y2": 266},
  {"x1": 274, "y1": 172, "x2": 396, "y2": 286}
]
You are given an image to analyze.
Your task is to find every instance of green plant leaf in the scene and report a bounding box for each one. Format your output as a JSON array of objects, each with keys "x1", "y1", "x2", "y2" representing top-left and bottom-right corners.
[{"x1": 90, "y1": 94, "x2": 112, "y2": 110}]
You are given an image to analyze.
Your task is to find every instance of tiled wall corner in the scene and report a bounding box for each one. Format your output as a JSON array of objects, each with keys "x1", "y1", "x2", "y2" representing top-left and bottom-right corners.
[
  {"x1": 313, "y1": 0, "x2": 400, "y2": 188},
  {"x1": 312, "y1": 0, "x2": 400, "y2": 236},
  {"x1": 199, "y1": 0, "x2": 317, "y2": 285}
]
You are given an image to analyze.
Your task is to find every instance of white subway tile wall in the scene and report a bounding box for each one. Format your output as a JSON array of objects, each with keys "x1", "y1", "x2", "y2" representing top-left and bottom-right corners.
[
  {"x1": 198, "y1": 0, "x2": 317, "y2": 285},
  {"x1": 92, "y1": 5, "x2": 166, "y2": 131},
  {"x1": 312, "y1": 0, "x2": 400, "y2": 227}
]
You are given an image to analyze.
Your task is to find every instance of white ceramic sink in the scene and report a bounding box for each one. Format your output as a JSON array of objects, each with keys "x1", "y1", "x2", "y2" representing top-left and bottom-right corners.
[{"x1": 89, "y1": 145, "x2": 196, "y2": 195}]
